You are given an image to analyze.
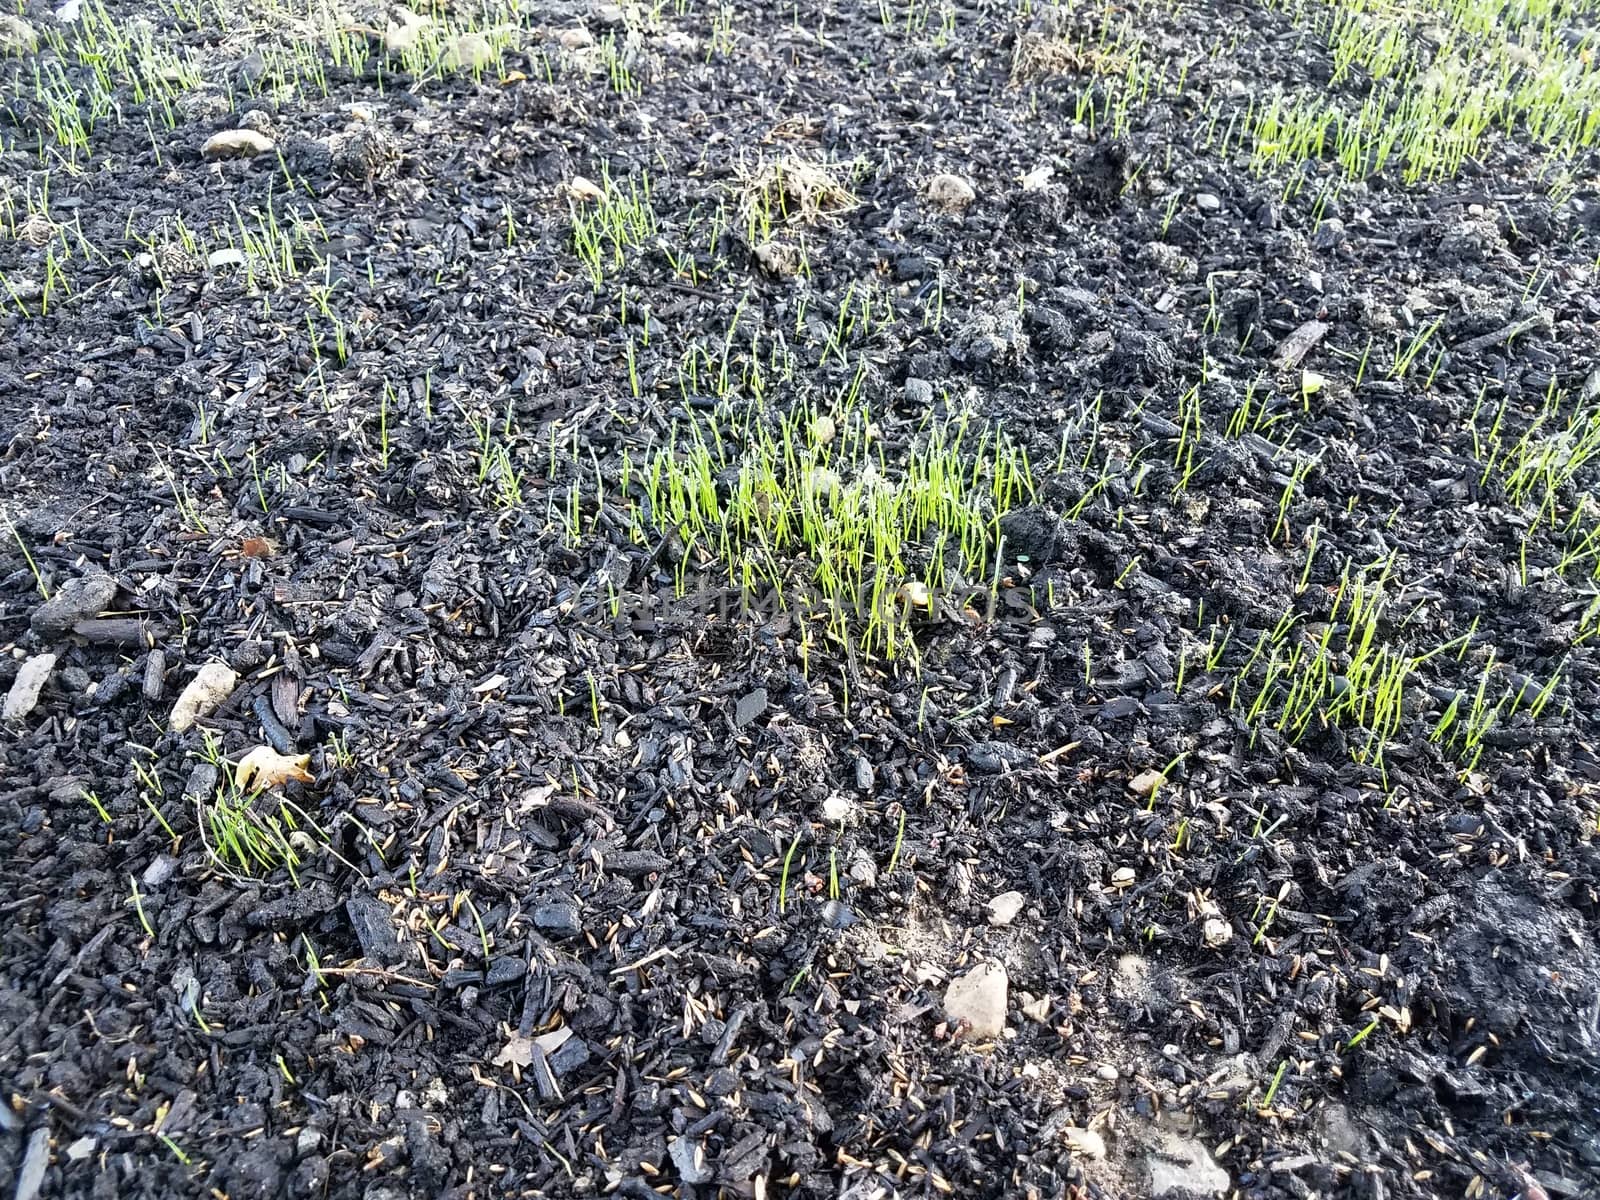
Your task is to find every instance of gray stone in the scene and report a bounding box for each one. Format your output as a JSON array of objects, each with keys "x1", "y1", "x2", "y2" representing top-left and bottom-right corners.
[
  {"x1": 968, "y1": 741, "x2": 1033, "y2": 773},
  {"x1": 820, "y1": 900, "x2": 856, "y2": 930},
  {"x1": 169, "y1": 660, "x2": 238, "y2": 731},
  {"x1": 14, "y1": 1128, "x2": 48, "y2": 1200},
  {"x1": 944, "y1": 962, "x2": 1007, "y2": 1040},
  {"x1": 441, "y1": 32, "x2": 496, "y2": 72},
  {"x1": 668, "y1": 1135, "x2": 714, "y2": 1185},
  {"x1": 854, "y1": 756, "x2": 874, "y2": 791},
  {"x1": 1195, "y1": 191, "x2": 1222, "y2": 213},
  {"x1": 547, "y1": 1033, "x2": 590, "y2": 1075},
  {"x1": 1128, "y1": 767, "x2": 1166, "y2": 796},
  {"x1": 1062, "y1": 1126, "x2": 1106, "y2": 1159},
  {"x1": 1145, "y1": 1131, "x2": 1229, "y2": 1197},
  {"x1": 345, "y1": 894, "x2": 404, "y2": 964},
  {"x1": 142, "y1": 855, "x2": 178, "y2": 888},
  {"x1": 31, "y1": 573, "x2": 117, "y2": 634},
  {"x1": 986, "y1": 891, "x2": 1025, "y2": 927},
  {"x1": 4, "y1": 653, "x2": 55, "y2": 721},
  {"x1": 734, "y1": 687, "x2": 767, "y2": 728},
  {"x1": 904, "y1": 378, "x2": 934, "y2": 406}
]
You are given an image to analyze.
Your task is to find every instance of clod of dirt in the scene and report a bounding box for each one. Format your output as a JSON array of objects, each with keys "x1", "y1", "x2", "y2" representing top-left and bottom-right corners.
[
  {"x1": 949, "y1": 305, "x2": 1028, "y2": 368},
  {"x1": 1140, "y1": 241, "x2": 1198, "y2": 281},
  {"x1": 999, "y1": 504, "x2": 1074, "y2": 563},
  {"x1": 201, "y1": 128, "x2": 274, "y2": 159},
  {"x1": 3, "y1": 653, "x2": 55, "y2": 721},
  {"x1": 328, "y1": 124, "x2": 401, "y2": 182},
  {"x1": 1071, "y1": 141, "x2": 1129, "y2": 211},
  {"x1": 1201, "y1": 917, "x2": 1233, "y2": 948},
  {"x1": 945, "y1": 961, "x2": 1008, "y2": 1040},
  {"x1": 0, "y1": 13, "x2": 36, "y2": 55},
  {"x1": 14, "y1": 212, "x2": 54, "y2": 246},
  {"x1": 557, "y1": 27, "x2": 594, "y2": 50},
  {"x1": 533, "y1": 900, "x2": 582, "y2": 939},
  {"x1": 169, "y1": 660, "x2": 239, "y2": 732},
  {"x1": 30, "y1": 573, "x2": 117, "y2": 634},
  {"x1": 924, "y1": 172, "x2": 976, "y2": 214},
  {"x1": 752, "y1": 239, "x2": 802, "y2": 277}
]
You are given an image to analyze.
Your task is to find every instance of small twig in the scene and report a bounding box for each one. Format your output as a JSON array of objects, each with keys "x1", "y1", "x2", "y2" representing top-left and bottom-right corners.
[{"x1": 1451, "y1": 309, "x2": 1552, "y2": 358}]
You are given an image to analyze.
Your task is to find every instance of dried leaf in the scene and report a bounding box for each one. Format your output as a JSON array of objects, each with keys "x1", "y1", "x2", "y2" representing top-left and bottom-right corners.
[
  {"x1": 240, "y1": 537, "x2": 274, "y2": 558},
  {"x1": 234, "y1": 745, "x2": 313, "y2": 793}
]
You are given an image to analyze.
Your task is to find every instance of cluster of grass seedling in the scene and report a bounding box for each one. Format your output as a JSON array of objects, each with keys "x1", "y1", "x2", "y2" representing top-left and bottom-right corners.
[
  {"x1": 1430, "y1": 646, "x2": 1564, "y2": 775},
  {"x1": 195, "y1": 736, "x2": 326, "y2": 883},
  {"x1": 1471, "y1": 383, "x2": 1600, "y2": 587},
  {"x1": 571, "y1": 170, "x2": 658, "y2": 288},
  {"x1": 0, "y1": 0, "x2": 538, "y2": 161},
  {"x1": 111, "y1": 737, "x2": 326, "y2": 885},
  {"x1": 1249, "y1": 0, "x2": 1600, "y2": 183},
  {"x1": 1216, "y1": 539, "x2": 1567, "y2": 780},
  {"x1": 992, "y1": 0, "x2": 1600, "y2": 197},
  {"x1": 619, "y1": 397, "x2": 1034, "y2": 661},
  {"x1": 1230, "y1": 553, "x2": 1435, "y2": 774}
]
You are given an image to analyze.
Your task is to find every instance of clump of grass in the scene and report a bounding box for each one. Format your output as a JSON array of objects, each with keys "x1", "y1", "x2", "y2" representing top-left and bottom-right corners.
[
  {"x1": 734, "y1": 154, "x2": 858, "y2": 244},
  {"x1": 570, "y1": 168, "x2": 657, "y2": 288},
  {"x1": 624, "y1": 398, "x2": 1033, "y2": 661},
  {"x1": 1431, "y1": 650, "x2": 1564, "y2": 775},
  {"x1": 1470, "y1": 382, "x2": 1600, "y2": 585},
  {"x1": 1009, "y1": 27, "x2": 1131, "y2": 85},
  {"x1": 1249, "y1": 0, "x2": 1600, "y2": 184},
  {"x1": 1232, "y1": 554, "x2": 1411, "y2": 769}
]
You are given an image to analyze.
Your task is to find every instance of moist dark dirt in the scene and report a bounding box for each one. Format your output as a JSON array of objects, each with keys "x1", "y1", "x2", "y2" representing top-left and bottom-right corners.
[{"x1": 3, "y1": 0, "x2": 1600, "y2": 1198}]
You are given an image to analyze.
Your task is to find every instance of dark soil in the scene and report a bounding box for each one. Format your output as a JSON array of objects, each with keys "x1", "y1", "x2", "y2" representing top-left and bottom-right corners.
[{"x1": 3, "y1": 0, "x2": 1600, "y2": 1198}]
